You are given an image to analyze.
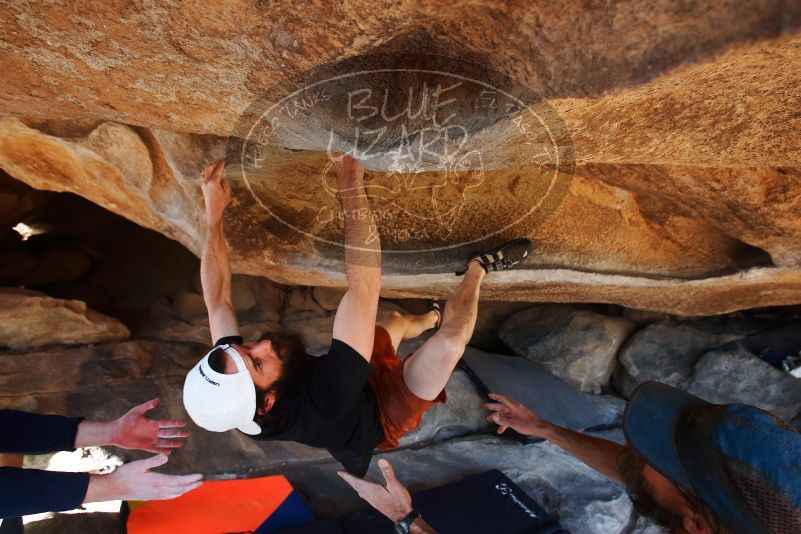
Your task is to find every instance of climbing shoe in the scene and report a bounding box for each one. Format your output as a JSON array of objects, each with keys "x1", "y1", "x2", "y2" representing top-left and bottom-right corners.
[{"x1": 457, "y1": 238, "x2": 533, "y2": 275}]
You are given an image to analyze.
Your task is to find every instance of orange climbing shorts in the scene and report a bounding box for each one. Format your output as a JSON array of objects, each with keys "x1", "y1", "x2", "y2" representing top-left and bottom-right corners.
[{"x1": 368, "y1": 326, "x2": 447, "y2": 450}]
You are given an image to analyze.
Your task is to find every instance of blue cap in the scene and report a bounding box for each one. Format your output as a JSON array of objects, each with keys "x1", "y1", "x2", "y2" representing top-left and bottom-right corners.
[{"x1": 624, "y1": 382, "x2": 801, "y2": 533}]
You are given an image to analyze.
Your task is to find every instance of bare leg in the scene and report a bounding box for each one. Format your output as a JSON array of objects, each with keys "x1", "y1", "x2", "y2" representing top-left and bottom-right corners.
[
  {"x1": 402, "y1": 261, "x2": 485, "y2": 400},
  {"x1": 377, "y1": 309, "x2": 439, "y2": 353}
]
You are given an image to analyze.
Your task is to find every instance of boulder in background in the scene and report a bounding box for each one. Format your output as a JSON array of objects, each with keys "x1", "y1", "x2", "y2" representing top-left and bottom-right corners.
[
  {"x1": 312, "y1": 286, "x2": 346, "y2": 311},
  {"x1": 614, "y1": 316, "x2": 765, "y2": 397},
  {"x1": 499, "y1": 305, "x2": 635, "y2": 393},
  {"x1": 687, "y1": 341, "x2": 801, "y2": 421},
  {"x1": 283, "y1": 300, "x2": 408, "y2": 356},
  {"x1": 0, "y1": 288, "x2": 129, "y2": 349},
  {"x1": 621, "y1": 307, "x2": 669, "y2": 326}
]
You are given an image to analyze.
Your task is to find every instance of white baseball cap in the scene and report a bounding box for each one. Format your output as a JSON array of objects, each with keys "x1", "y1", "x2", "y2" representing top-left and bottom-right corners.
[{"x1": 182, "y1": 344, "x2": 262, "y2": 435}]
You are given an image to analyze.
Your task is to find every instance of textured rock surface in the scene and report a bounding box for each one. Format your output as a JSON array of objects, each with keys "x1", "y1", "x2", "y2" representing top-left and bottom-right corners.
[
  {"x1": 141, "y1": 272, "x2": 285, "y2": 345},
  {"x1": 0, "y1": 288, "x2": 129, "y2": 349},
  {"x1": 622, "y1": 308, "x2": 669, "y2": 326},
  {"x1": 283, "y1": 287, "x2": 328, "y2": 322},
  {"x1": 312, "y1": 286, "x2": 346, "y2": 312},
  {"x1": 282, "y1": 300, "x2": 409, "y2": 356},
  {"x1": 0, "y1": 341, "x2": 197, "y2": 399},
  {"x1": 282, "y1": 314, "x2": 337, "y2": 357},
  {"x1": 1, "y1": 1, "x2": 799, "y2": 166},
  {"x1": 1, "y1": 5, "x2": 799, "y2": 530},
  {"x1": 140, "y1": 317, "x2": 280, "y2": 346},
  {"x1": 499, "y1": 305, "x2": 635, "y2": 393},
  {"x1": 468, "y1": 301, "x2": 535, "y2": 352},
  {"x1": 1, "y1": 117, "x2": 800, "y2": 316},
  {"x1": 687, "y1": 341, "x2": 801, "y2": 421},
  {"x1": 615, "y1": 316, "x2": 767, "y2": 397},
  {"x1": 0, "y1": 3, "x2": 799, "y2": 314}
]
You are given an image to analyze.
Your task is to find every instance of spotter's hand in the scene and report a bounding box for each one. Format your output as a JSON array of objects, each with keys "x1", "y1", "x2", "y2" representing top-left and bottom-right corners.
[
  {"x1": 484, "y1": 393, "x2": 552, "y2": 438},
  {"x1": 86, "y1": 454, "x2": 202, "y2": 503},
  {"x1": 112, "y1": 398, "x2": 189, "y2": 455},
  {"x1": 338, "y1": 459, "x2": 413, "y2": 522}
]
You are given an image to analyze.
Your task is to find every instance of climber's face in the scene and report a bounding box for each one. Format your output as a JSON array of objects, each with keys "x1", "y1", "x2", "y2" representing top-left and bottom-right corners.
[{"x1": 222, "y1": 339, "x2": 283, "y2": 391}]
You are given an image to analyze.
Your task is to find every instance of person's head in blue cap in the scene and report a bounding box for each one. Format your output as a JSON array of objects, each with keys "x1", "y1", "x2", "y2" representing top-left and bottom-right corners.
[{"x1": 623, "y1": 381, "x2": 801, "y2": 533}]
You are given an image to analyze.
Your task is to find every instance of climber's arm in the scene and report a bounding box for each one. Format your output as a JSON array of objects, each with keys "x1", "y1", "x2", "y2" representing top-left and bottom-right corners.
[
  {"x1": 200, "y1": 160, "x2": 240, "y2": 342},
  {"x1": 330, "y1": 154, "x2": 381, "y2": 362}
]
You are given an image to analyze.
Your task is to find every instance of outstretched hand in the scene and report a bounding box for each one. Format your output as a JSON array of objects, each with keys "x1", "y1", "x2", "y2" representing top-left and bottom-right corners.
[
  {"x1": 484, "y1": 393, "x2": 552, "y2": 438},
  {"x1": 112, "y1": 398, "x2": 189, "y2": 455},
  {"x1": 85, "y1": 454, "x2": 202, "y2": 504},
  {"x1": 338, "y1": 459, "x2": 412, "y2": 522},
  {"x1": 201, "y1": 160, "x2": 230, "y2": 224}
]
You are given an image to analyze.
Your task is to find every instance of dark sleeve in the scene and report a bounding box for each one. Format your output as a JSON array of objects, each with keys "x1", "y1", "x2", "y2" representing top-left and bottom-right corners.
[
  {"x1": 0, "y1": 516, "x2": 23, "y2": 533},
  {"x1": 0, "y1": 410, "x2": 82, "y2": 454},
  {"x1": 213, "y1": 336, "x2": 244, "y2": 348},
  {"x1": 0, "y1": 467, "x2": 90, "y2": 519},
  {"x1": 305, "y1": 340, "x2": 373, "y2": 418}
]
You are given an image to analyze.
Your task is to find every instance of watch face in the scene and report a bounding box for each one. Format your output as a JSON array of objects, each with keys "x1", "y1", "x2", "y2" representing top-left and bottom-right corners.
[{"x1": 395, "y1": 510, "x2": 420, "y2": 534}]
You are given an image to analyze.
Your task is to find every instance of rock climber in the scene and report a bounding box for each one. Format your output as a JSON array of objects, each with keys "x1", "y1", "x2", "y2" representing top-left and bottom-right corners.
[{"x1": 182, "y1": 153, "x2": 532, "y2": 476}]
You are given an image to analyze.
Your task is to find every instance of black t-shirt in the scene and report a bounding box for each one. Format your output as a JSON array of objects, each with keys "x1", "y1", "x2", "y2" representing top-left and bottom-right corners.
[{"x1": 213, "y1": 336, "x2": 383, "y2": 476}]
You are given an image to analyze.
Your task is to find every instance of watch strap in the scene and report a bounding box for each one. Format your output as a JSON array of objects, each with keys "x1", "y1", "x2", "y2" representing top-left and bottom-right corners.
[{"x1": 394, "y1": 510, "x2": 421, "y2": 534}]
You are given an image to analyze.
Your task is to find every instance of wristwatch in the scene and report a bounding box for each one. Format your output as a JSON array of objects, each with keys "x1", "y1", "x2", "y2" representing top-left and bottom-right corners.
[{"x1": 395, "y1": 510, "x2": 421, "y2": 534}]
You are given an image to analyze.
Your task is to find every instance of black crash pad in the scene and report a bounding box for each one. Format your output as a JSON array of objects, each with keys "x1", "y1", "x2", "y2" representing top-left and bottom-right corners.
[{"x1": 283, "y1": 470, "x2": 566, "y2": 534}]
